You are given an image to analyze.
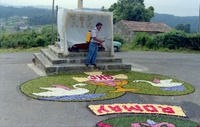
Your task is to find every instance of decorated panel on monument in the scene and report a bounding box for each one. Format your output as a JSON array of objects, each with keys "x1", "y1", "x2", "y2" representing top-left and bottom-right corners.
[{"x1": 57, "y1": 9, "x2": 114, "y2": 56}]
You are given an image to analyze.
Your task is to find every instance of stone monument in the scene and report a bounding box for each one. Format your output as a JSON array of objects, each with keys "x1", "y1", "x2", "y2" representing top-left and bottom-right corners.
[{"x1": 32, "y1": 1, "x2": 131, "y2": 75}]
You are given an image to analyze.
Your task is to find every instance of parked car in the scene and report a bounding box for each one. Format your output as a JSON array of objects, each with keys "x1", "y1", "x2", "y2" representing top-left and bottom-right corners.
[
  {"x1": 113, "y1": 41, "x2": 122, "y2": 52},
  {"x1": 70, "y1": 41, "x2": 122, "y2": 52}
]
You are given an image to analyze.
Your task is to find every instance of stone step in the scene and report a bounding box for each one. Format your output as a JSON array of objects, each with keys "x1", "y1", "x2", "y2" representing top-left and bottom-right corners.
[
  {"x1": 56, "y1": 63, "x2": 131, "y2": 74},
  {"x1": 49, "y1": 45, "x2": 111, "y2": 58},
  {"x1": 33, "y1": 52, "x2": 131, "y2": 75},
  {"x1": 41, "y1": 49, "x2": 122, "y2": 65},
  {"x1": 33, "y1": 53, "x2": 56, "y2": 74},
  {"x1": 33, "y1": 42, "x2": 131, "y2": 75},
  {"x1": 55, "y1": 41, "x2": 61, "y2": 49}
]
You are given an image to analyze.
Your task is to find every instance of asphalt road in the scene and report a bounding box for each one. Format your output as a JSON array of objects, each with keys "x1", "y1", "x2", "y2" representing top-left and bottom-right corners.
[{"x1": 0, "y1": 51, "x2": 200, "y2": 127}]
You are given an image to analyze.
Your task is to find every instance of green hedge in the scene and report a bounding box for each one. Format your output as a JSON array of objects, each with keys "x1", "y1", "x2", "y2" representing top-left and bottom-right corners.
[
  {"x1": 188, "y1": 33, "x2": 200, "y2": 50},
  {"x1": 132, "y1": 32, "x2": 153, "y2": 48},
  {"x1": 0, "y1": 25, "x2": 57, "y2": 49},
  {"x1": 1, "y1": 28, "x2": 199, "y2": 51},
  {"x1": 132, "y1": 30, "x2": 200, "y2": 50}
]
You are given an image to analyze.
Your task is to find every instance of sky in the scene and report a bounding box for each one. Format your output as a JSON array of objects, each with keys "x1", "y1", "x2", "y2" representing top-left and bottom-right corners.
[{"x1": 0, "y1": 0, "x2": 199, "y2": 16}]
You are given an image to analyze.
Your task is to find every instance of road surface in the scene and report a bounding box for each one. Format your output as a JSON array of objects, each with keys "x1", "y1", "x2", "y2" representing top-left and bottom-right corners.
[{"x1": 0, "y1": 51, "x2": 199, "y2": 126}]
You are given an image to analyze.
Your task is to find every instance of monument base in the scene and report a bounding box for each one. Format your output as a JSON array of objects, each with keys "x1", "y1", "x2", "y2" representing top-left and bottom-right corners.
[{"x1": 32, "y1": 42, "x2": 131, "y2": 75}]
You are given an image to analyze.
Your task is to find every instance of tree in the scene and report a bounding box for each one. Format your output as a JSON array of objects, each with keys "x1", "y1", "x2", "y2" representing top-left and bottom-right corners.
[
  {"x1": 105, "y1": 0, "x2": 154, "y2": 23},
  {"x1": 174, "y1": 24, "x2": 191, "y2": 33},
  {"x1": 101, "y1": 6, "x2": 107, "y2": 12},
  {"x1": 14, "y1": 25, "x2": 20, "y2": 31}
]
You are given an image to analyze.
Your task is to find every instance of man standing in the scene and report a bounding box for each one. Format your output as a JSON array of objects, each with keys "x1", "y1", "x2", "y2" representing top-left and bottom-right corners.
[{"x1": 85, "y1": 23, "x2": 105, "y2": 67}]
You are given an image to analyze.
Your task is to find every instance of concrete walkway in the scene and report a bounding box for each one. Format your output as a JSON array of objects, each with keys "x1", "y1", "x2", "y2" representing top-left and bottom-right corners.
[{"x1": 0, "y1": 51, "x2": 199, "y2": 127}]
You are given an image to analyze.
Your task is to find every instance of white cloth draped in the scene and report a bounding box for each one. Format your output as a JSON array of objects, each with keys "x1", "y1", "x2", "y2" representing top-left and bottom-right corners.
[{"x1": 57, "y1": 9, "x2": 114, "y2": 56}]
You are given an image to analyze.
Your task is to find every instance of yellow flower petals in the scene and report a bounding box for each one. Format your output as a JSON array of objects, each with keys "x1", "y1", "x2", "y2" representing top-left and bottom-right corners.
[
  {"x1": 113, "y1": 74, "x2": 128, "y2": 79},
  {"x1": 84, "y1": 72, "x2": 103, "y2": 75},
  {"x1": 73, "y1": 77, "x2": 90, "y2": 82}
]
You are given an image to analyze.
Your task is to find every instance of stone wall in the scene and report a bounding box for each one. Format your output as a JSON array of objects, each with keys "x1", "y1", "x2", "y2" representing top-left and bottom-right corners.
[
  {"x1": 114, "y1": 21, "x2": 164, "y2": 42},
  {"x1": 114, "y1": 21, "x2": 135, "y2": 42}
]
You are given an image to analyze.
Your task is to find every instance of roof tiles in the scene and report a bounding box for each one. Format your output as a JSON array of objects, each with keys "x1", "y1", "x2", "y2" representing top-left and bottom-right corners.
[{"x1": 121, "y1": 20, "x2": 171, "y2": 32}]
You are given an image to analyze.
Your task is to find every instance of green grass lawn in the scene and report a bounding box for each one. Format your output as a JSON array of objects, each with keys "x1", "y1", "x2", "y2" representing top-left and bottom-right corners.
[
  {"x1": 121, "y1": 44, "x2": 200, "y2": 54},
  {"x1": 0, "y1": 47, "x2": 44, "y2": 53}
]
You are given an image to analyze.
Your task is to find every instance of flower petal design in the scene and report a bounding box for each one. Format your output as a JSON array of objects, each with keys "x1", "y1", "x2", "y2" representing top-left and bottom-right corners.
[
  {"x1": 153, "y1": 78, "x2": 160, "y2": 83},
  {"x1": 112, "y1": 74, "x2": 128, "y2": 79},
  {"x1": 147, "y1": 119, "x2": 157, "y2": 125},
  {"x1": 160, "y1": 85, "x2": 186, "y2": 91},
  {"x1": 51, "y1": 85, "x2": 71, "y2": 90},
  {"x1": 32, "y1": 84, "x2": 89, "y2": 97},
  {"x1": 86, "y1": 80, "x2": 116, "y2": 86},
  {"x1": 134, "y1": 79, "x2": 183, "y2": 87},
  {"x1": 73, "y1": 77, "x2": 90, "y2": 82},
  {"x1": 38, "y1": 93, "x2": 106, "y2": 100},
  {"x1": 86, "y1": 80, "x2": 128, "y2": 86},
  {"x1": 84, "y1": 72, "x2": 102, "y2": 75}
]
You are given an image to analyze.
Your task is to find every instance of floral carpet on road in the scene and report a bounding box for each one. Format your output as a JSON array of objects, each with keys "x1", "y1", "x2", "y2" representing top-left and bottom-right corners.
[
  {"x1": 20, "y1": 71, "x2": 195, "y2": 102},
  {"x1": 20, "y1": 71, "x2": 199, "y2": 126}
]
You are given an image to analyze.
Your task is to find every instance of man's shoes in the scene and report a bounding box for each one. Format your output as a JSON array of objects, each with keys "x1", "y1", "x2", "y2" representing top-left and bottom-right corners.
[
  {"x1": 85, "y1": 64, "x2": 89, "y2": 67},
  {"x1": 92, "y1": 64, "x2": 97, "y2": 67}
]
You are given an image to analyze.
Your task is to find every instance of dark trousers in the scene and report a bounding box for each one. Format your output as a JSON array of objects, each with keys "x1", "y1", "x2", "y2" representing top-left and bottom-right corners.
[{"x1": 86, "y1": 42, "x2": 98, "y2": 64}]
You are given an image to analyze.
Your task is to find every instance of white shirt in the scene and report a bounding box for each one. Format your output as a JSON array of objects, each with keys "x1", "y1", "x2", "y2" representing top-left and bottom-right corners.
[{"x1": 90, "y1": 28, "x2": 100, "y2": 43}]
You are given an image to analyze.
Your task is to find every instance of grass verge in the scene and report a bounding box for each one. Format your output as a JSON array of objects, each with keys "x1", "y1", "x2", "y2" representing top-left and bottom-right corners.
[
  {"x1": 0, "y1": 47, "x2": 46, "y2": 53},
  {"x1": 1, "y1": 44, "x2": 200, "y2": 54},
  {"x1": 121, "y1": 44, "x2": 200, "y2": 54}
]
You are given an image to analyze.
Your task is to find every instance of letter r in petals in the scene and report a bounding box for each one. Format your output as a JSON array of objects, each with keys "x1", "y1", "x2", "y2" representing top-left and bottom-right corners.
[
  {"x1": 97, "y1": 105, "x2": 110, "y2": 113},
  {"x1": 158, "y1": 106, "x2": 175, "y2": 114},
  {"x1": 143, "y1": 105, "x2": 158, "y2": 112},
  {"x1": 122, "y1": 105, "x2": 143, "y2": 112},
  {"x1": 108, "y1": 105, "x2": 122, "y2": 112}
]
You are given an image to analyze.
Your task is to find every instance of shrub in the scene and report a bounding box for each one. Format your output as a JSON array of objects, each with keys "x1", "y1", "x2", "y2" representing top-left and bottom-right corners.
[
  {"x1": 132, "y1": 32, "x2": 153, "y2": 48},
  {"x1": 35, "y1": 36, "x2": 46, "y2": 47},
  {"x1": 188, "y1": 33, "x2": 200, "y2": 50},
  {"x1": 0, "y1": 25, "x2": 57, "y2": 49},
  {"x1": 152, "y1": 33, "x2": 164, "y2": 49},
  {"x1": 162, "y1": 30, "x2": 188, "y2": 49},
  {"x1": 114, "y1": 34, "x2": 127, "y2": 44},
  {"x1": 130, "y1": 30, "x2": 200, "y2": 51},
  {"x1": 152, "y1": 30, "x2": 191, "y2": 50}
]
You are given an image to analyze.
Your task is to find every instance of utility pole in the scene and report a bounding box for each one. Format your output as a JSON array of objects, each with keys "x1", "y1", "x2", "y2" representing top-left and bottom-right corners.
[
  {"x1": 77, "y1": 0, "x2": 83, "y2": 10},
  {"x1": 198, "y1": 4, "x2": 200, "y2": 33},
  {"x1": 56, "y1": 5, "x2": 59, "y2": 42},
  {"x1": 51, "y1": 0, "x2": 55, "y2": 44}
]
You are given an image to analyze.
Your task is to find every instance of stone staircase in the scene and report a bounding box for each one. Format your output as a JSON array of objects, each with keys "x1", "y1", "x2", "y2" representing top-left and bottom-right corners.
[{"x1": 32, "y1": 42, "x2": 131, "y2": 75}]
